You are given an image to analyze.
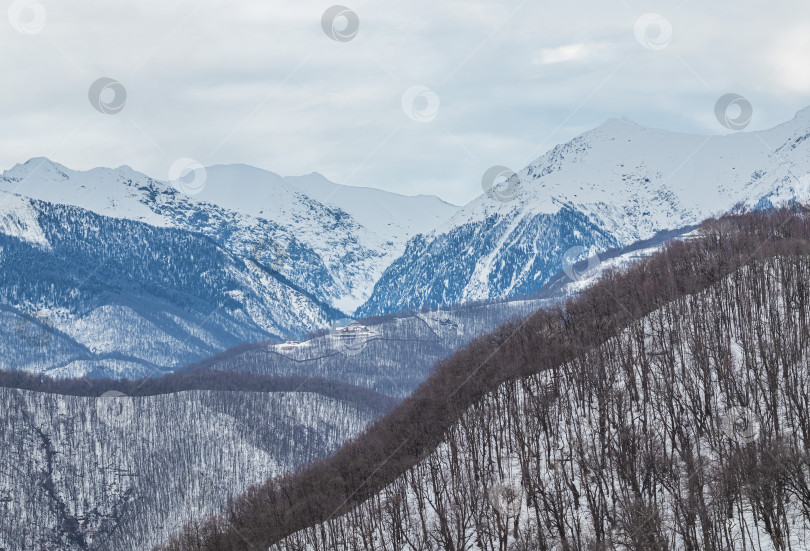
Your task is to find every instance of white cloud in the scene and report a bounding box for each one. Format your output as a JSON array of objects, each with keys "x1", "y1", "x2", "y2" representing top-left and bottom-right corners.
[
  {"x1": 770, "y1": 27, "x2": 810, "y2": 92},
  {"x1": 536, "y1": 43, "x2": 591, "y2": 65}
]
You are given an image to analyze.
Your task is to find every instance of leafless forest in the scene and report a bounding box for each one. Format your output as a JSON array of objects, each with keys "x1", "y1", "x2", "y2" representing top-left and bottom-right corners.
[{"x1": 0, "y1": 377, "x2": 390, "y2": 550}]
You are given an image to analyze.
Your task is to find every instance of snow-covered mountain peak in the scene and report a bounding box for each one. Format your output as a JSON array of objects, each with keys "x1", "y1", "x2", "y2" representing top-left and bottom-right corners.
[
  {"x1": 189, "y1": 164, "x2": 331, "y2": 228},
  {"x1": 6, "y1": 157, "x2": 70, "y2": 182},
  {"x1": 500, "y1": 109, "x2": 810, "y2": 236},
  {"x1": 285, "y1": 171, "x2": 458, "y2": 239},
  {"x1": 1, "y1": 159, "x2": 175, "y2": 227},
  {"x1": 189, "y1": 163, "x2": 457, "y2": 239},
  {"x1": 594, "y1": 116, "x2": 638, "y2": 131}
]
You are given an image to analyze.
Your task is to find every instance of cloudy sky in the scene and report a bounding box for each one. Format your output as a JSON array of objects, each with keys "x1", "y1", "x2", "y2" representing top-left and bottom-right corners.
[{"x1": 1, "y1": 0, "x2": 809, "y2": 205}]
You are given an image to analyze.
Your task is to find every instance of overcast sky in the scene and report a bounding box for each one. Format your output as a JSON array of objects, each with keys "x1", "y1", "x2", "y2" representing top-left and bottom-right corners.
[{"x1": 1, "y1": 0, "x2": 809, "y2": 205}]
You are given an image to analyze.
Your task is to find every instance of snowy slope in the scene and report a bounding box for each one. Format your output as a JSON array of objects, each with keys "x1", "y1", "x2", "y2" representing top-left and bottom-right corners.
[
  {"x1": 358, "y1": 107, "x2": 810, "y2": 316},
  {"x1": 180, "y1": 228, "x2": 678, "y2": 398},
  {"x1": 285, "y1": 171, "x2": 455, "y2": 242},
  {"x1": 0, "y1": 159, "x2": 457, "y2": 378},
  {"x1": 0, "y1": 192, "x2": 50, "y2": 247},
  {"x1": 0, "y1": 160, "x2": 457, "y2": 312}
]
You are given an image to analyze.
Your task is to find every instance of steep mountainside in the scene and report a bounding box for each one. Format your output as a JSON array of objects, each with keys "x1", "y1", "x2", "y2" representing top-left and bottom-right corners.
[
  {"x1": 0, "y1": 192, "x2": 342, "y2": 378},
  {"x1": 0, "y1": 373, "x2": 392, "y2": 551},
  {"x1": 358, "y1": 108, "x2": 810, "y2": 316},
  {"x1": 156, "y1": 208, "x2": 810, "y2": 551},
  {"x1": 0, "y1": 176, "x2": 683, "y2": 383}
]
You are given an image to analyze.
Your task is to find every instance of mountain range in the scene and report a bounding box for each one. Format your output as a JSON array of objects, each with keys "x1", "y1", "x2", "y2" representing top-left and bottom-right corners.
[
  {"x1": 4, "y1": 108, "x2": 810, "y2": 377},
  {"x1": 0, "y1": 159, "x2": 455, "y2": 313},
  {"x1": 0, "y1": 161, "x2": 454, "y2": 376}
]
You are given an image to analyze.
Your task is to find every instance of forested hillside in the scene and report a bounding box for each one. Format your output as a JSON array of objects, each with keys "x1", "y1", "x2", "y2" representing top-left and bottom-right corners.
[
  {"x1": 157, "y1": 207, "x2": 810, "y2": 550},
  {"x1": 0, "y1": 373, "x2": 391, "y2": 550}
]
